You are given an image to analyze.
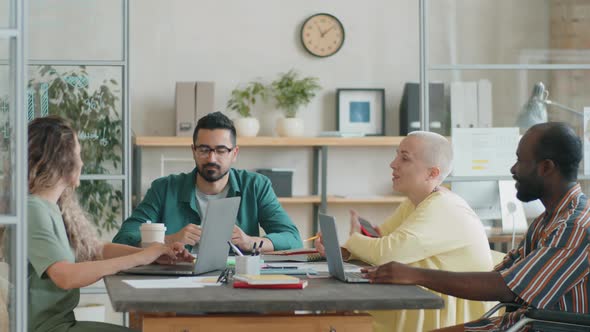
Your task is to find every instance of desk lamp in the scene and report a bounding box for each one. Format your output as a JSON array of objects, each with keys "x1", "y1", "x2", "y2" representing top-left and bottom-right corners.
[{"x1": 516, "y1": 82, "x2": 582, "y2": 131}]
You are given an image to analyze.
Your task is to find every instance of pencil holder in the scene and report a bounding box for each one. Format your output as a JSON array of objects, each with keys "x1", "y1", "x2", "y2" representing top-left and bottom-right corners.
[{"x1": 235, "y1": 255, "x2": 260, "y2": 275}]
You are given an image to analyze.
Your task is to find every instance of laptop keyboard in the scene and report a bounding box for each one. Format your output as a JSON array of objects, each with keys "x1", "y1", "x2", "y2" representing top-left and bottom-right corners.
[{"x1": 345, "y1": 272, "x2": 365, "y2": 279}]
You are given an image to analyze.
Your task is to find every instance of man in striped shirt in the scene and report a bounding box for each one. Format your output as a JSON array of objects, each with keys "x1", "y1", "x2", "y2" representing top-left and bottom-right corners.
[{"x1": 362, "y1": 122, "x2": 590, "y2": 331}]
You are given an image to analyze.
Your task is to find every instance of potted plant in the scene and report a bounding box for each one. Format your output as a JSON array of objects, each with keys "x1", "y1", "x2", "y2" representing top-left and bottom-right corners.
[
  {"x1": 226, "y1": 81, "x2": 268, "y2": 137},
  {"x1": 271, "y1": 70, "x2": 321, "y2": 137}
]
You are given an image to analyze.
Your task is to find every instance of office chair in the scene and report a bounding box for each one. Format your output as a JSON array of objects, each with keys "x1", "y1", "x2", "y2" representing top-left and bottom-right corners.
[{"x1": 482, "y1": 302, "x2": 590, "y2": 331}]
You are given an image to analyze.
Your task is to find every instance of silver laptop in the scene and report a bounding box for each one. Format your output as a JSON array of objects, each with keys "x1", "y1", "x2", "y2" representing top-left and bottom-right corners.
[
  {"x1": 121, "y1": 196, "x2": 241, "y2": 276},
  {"x1": 319, "y1": 213, "x2": 369, "y2": 283}
]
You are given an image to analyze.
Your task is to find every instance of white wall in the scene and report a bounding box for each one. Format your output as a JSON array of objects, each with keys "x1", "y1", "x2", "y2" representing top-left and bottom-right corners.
[{"x1": 130, "y1": 0, "x2": 420, "y2": 137}]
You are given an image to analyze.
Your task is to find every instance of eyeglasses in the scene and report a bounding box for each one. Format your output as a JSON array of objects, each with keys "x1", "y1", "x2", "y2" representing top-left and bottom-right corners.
[{"x1": 193, "y1": 145, "x2": 234, "y2": 158}]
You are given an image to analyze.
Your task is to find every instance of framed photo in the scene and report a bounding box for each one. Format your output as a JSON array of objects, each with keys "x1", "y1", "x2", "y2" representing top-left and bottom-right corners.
[{"x1": 336, "y1": 88, "x2": 385, "y2": 135}]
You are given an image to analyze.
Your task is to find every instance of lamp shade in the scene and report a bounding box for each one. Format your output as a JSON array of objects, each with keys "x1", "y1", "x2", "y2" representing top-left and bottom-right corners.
[{"x1": 515, "y1": 82, "x2": 548, "y2": 131}]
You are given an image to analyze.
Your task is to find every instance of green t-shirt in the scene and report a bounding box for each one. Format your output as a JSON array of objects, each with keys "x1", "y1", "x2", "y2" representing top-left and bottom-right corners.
[{"x1": 28, "y1": 195, "x2": 79, "y2": 332}]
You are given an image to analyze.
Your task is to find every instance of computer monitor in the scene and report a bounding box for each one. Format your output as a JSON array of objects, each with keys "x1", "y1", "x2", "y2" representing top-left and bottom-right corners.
[
  {"x1": 452, "y1": 180, "x2": 533, "y2": 234},
  {"x1": 452, "y1": 181, "x2": 502, "y2": 221}
]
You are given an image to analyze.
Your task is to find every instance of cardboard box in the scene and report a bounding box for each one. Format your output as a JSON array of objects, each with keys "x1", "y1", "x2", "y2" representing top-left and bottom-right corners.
[{"x1": 175, "y1": 82, "x2": 215, "y2": 136}]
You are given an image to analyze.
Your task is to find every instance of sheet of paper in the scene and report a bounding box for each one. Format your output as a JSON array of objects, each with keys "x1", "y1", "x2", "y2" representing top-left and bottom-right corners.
[
  {"x1": 452, "y1": 127, "x2": 519, "y2": 176},
  {"x1": 123, "y1": 276, "x2": 222, "y2": 289}
]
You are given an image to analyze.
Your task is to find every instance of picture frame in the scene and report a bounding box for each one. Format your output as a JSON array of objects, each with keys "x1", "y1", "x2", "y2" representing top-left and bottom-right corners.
[{"x1": 336, "y1": 88, "x2": 385, "y2": 136}]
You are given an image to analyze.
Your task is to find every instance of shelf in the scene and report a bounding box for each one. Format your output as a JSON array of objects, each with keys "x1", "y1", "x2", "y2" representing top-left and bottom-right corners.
[
  {"x1": 326, "y1": 195, "x2": 406, "y2": 204},
  {"x1": 135, "y1": 136, "x2": 404, "y2": 147},
  {"x1": 278, "y1": 196, "x2": 321, "y2": 204},
  {"x1": 277, "y1": 195, "x2": 406, "y2": 204},
  {"x1": 447, "y1": 174, "x2": 590, "y2": 182}
]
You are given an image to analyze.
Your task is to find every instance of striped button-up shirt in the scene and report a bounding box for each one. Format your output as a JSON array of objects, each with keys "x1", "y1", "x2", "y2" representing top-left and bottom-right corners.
[{"x1": 466, "y1": 184, "x2": 590, "y2": 331}]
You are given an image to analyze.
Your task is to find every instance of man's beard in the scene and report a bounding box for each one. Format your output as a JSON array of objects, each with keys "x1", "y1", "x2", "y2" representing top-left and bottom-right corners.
[
  {"x1": 515, "y1": 173, "x2": 544, "y2": 202},
  {"x1": 196, "y1": 163, "x2": 229, "y2": 182}
]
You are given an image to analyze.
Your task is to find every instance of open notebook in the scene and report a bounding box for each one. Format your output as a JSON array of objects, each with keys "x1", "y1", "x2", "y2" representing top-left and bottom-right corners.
[{"x1": 261, "y1": 248, "x2": 323, "y2": 262}]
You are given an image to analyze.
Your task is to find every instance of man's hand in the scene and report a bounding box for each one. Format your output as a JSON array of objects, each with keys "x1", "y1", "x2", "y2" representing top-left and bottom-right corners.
[
  {"x1": 349, "y1": 209, "x2": 362, "y2": 236},
  {"x1": 361, "y1": 261, "x2": 418, "y2": 284},
  {"x1": 165, "y1": 224, "x2": 201, "y2": 246},
  {"x1": 231, "y1": 225, "x2": 254, "y2": 252},
  {"x1": 155, "y1": 242, "x2": 193, "y2": 265}
]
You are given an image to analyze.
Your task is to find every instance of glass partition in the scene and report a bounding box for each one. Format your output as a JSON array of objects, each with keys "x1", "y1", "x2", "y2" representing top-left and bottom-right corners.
[
  {"x1": 0, "y1": 40, "x2": 15, "y2": 217},
  {"x1": 0, "y1": 0, "x2": 12, "y2": 28},
  {"x1": 29, "y1": 0, "x2": 123, "y2": 61},
  {"x1": 27, "y1": 65, "x2": 123, "y2": 175},
  {"x1": 428, "y1": 0, "x2": 590, "y2": 65},
  {"x1": 0, "y1": 225, "x2": 15, "y2": 332}
]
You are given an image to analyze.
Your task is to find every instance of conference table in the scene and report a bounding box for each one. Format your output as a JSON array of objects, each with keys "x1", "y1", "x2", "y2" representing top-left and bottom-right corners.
[{"x1": 105, "y1": 264, "x2": 444, "y2": 332}]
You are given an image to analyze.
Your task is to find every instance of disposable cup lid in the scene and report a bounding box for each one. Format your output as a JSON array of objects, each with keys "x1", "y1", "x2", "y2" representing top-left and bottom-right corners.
[{"x1": 140, "y1": 223, "x2": 166, "y2": 231}]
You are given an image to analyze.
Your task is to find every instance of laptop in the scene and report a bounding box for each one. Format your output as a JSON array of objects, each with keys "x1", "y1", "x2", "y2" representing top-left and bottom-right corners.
[
  {"x1": 121, "y1": 196, "x2": 241, "y2": 276},
  {"x1": 318, "y1": 213, "x2": 369, "y2": 283}
]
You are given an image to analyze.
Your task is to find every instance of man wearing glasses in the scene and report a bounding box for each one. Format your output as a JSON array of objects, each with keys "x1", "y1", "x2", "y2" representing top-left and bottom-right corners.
[{"x1": 113, "y1": 112, "x2": 302, "y2": 252}]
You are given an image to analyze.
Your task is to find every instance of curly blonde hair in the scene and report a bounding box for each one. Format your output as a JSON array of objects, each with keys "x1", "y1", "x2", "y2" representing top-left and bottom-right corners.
[{"x1": 28, "y1": 116, "x2": 103, "y2": 262}]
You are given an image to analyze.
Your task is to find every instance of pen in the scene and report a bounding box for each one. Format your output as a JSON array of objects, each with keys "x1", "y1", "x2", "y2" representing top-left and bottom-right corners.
[
  {"x1": 304, "y1": 235, "x2": 320, "y2": 242},
  {"x1": 227, "y1": 241, "x2": 244, "y2": 256},
  {"x1": 251, "y1": 242, "x2": 257, "y2": 256},
  {"x1": 257, "y1": 240, "x2": 264, "y2": 256},
  {"x1": 263, "y1": 266, "x2": 297, "y2": 269}
]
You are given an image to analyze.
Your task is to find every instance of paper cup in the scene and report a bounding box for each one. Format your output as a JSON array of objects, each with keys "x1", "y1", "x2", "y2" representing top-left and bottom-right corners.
[
  {"x1": 235, "y1": 256, "x2": 261, "y2": 275},
  {"x1": 140, "y1": 222, "x2": 166, "y2": 248}
]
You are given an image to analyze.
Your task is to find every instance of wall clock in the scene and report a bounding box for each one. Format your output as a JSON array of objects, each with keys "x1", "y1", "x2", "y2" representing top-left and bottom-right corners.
[{"x1": 301, "y1": 13, "x2": 345, "y2": 57}]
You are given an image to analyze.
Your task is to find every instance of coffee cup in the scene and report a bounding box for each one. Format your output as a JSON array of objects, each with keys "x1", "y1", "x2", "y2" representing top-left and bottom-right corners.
[
  {"x1": 235, "y1": 255, "x2": 261, "y2": 275},
  {"x1": 140, "y1": 221, "x2": 166, "y2": 248}
]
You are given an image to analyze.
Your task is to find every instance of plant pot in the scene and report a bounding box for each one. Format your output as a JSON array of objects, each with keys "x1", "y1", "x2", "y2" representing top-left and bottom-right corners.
[
  {"x1": 234, "y1": 117, "x2": 260, "y2": 137},
  {"x1": 276, "y1": 117, "x2": 305, "y2": 137}
]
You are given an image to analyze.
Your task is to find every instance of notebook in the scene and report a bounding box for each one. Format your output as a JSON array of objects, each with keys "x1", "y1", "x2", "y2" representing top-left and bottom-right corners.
[
  {"x1": 120, "y1": 196, "x2": 241, "y2": 276},
  {"x1": 233, "y1": 280, "x2": 308, "y2": 289},
  {"x1": 319, "y1": 214, "x2": 369, "y2": 283},
  {"x1": 261, "y1": 249, "x2": 323, "y2": 262}
]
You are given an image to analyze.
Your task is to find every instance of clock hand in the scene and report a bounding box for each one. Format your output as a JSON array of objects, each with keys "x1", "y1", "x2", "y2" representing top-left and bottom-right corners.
[
  {"x1": 321, "y1": 25, "x2": 336, "y2": 37},
  {"x1": 314, "y1": 22, "x2": 325, "y2": 36}
]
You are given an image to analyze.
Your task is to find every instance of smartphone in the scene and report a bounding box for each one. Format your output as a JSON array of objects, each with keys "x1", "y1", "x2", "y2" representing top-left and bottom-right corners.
[{"x1": 359, "y1": 217, "x2": 380, "y2": 238}]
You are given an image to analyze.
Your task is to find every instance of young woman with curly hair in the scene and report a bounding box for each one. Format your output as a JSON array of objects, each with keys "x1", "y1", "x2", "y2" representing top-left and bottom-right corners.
[{"x1": 27, "y1": 116, "x2": 191, "y2": 332}]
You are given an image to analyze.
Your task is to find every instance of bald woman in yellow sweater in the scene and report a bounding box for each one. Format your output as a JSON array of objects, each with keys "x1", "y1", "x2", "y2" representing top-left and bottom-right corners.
[{"x1": 316, "y1": 131, "x2": 495, "y2": 332}]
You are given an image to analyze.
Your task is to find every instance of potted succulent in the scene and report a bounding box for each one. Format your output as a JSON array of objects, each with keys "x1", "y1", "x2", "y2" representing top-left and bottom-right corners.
[
  {"x1": 271, "y1": 70, "x2": 321, "y2": 137},
  {"x1": 226, "y1": 81, "x2": 268, "y2": 137}
]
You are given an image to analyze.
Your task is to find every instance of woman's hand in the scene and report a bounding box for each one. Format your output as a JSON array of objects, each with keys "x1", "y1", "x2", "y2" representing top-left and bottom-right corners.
[
  {"x1": 313, "y1": 232, "x2": 326, "y2": 257},
  {"x1": 137, "y1": 242, "x2": 191, "y2": 266},
  {"x1": 155, "y1": 242, "x2": 193, "y2": 265},
  {"x1": 349, "y1": 209, "x2": 362, "y2": 236}
]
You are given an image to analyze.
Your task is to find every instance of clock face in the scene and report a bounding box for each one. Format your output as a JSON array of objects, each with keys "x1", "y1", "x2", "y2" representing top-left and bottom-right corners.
[{"x1": 301, "y1": 13, "x2": 345, "y2": 57}]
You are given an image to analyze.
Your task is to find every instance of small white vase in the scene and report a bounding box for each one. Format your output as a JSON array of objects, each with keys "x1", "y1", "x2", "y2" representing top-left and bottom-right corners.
[
  {"x1": 234, "y1": 117, "x2": 260, "y2": 137},
  {"x1": 276, "y1": 117, "x2": 305, "y2": 137}
]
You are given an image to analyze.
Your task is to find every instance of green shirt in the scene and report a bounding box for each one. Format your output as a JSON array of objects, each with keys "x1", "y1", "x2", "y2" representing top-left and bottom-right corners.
[
  {"x1": 28, "y1": 195, "x2": 78, "y2": 332},
  {"x1": 113, "y1": 168, "x2": 302, "y2": 250}
]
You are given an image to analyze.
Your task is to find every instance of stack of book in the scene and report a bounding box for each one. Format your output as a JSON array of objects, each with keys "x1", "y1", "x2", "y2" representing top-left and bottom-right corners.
[{"x1": 233, "y1": 274, "x2": 308, "y2": 289}]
